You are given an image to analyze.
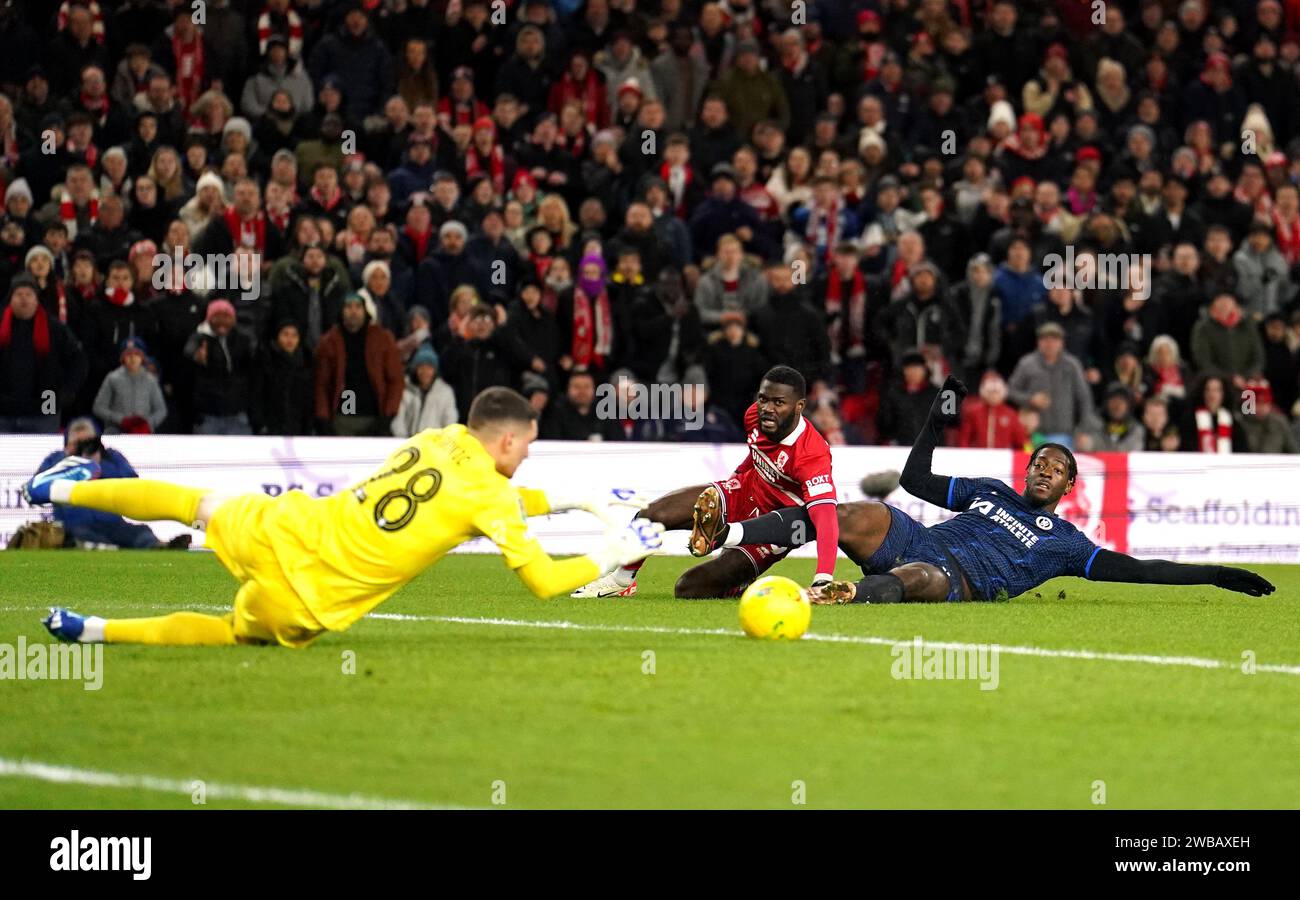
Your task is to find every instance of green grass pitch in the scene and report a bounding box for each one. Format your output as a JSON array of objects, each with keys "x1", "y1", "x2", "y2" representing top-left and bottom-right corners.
[{"x1": 2, "y1": 551, "x2": 1299, "y2": 809}]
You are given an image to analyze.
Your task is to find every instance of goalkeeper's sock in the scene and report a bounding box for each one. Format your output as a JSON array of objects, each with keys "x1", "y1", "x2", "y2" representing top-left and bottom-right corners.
[
  {"x1": 613, "y1": 560, "x2": 642, "y2": 585},
  {"x1": 104, "y1": 613, "x2": 237, "y2": 646},
  {"x1": 58, "y1": 480, "x2": 207, "y2": 526},
  {"x1": 79, "y1": 617, "x2": 106, "y2": 643},
  {"x1": 853, "y1": 574, "x2": 906, "y2": 604}
]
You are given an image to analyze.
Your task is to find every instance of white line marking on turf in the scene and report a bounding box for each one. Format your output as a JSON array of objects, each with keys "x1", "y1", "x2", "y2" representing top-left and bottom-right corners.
[
  {"x1": 0, "y1": 758, "x2": 470, "y2": 810},
  {"x1": 368, "y1": 613, "x2": 1300, "y2": 677},
  {"x1": 6, "y1": 605, "x2": 1297, "y2": 676}
]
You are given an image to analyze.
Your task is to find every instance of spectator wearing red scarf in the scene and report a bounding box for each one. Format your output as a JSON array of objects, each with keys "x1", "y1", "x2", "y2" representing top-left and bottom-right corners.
[
  {"x1": 438, "y1": 67, "x2": 490, "y2": 130},
  {"x1": 0, "y1": 275, "x2": 88, "y2": 432},
  {"x1": 548, "y1": 51, "x2": 609, "y2": 129},
  {"x1": 464, "y1": 117, "x2": 510, "y2": 196},
  {"x1": 156, "y1": 9, "x2": 207, "y2": 114},
  {"x1": 1272, "y1": 184, "x2": 1300, "y2": 266},
  {"x1": 659, "y1": 134, "x2": 703, "y2": 220},
  {"x1": 195, "y1": 177, "x2": 283, "y2": 260},
  {"x1": 558, "y1": 252, "x2": 615, "y2": 377}
]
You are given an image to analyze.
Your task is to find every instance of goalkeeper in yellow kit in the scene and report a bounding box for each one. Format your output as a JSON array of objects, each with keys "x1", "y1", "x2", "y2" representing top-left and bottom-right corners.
[{"x1": 26, "y1": 388, "x2": 665, "y2": 648}]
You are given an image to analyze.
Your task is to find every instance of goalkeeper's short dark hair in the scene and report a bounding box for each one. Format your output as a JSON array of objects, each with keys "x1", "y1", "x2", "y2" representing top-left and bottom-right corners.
[
  {"x1": 761, "y1": 365, "x2": 806, "y2": 398},
  {"x1": 468, "y1": 387, "x2": 539, "y2": 430},
  {"x1": 1027, "y1": 442, "x2": 1077, "y2": 482}
]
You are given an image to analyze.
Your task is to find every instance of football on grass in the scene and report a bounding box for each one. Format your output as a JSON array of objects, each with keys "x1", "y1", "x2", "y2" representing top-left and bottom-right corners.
[{"x1": 738, "y1": 575, "x2": 811, "y2": 640}]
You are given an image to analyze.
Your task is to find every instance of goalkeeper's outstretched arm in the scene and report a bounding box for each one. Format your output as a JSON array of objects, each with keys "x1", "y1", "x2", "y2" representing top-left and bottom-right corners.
[
  {"x1": 507, "y1": 517, "x2": 666, "y2": 599},
  {"x1": 900, "y1": 376, "x2": 967, "y2": 507},
  {"x1": 1086, "y1": 550, "x2": 1275, "y2": 596},
  {"x1": 516, "y1": 486, "x2": 647, "y2": 523}
]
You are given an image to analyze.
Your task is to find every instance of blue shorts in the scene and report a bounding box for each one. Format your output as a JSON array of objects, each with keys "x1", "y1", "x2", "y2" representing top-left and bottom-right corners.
[{"x1": 867, "y1": 505, "x2": 968, "y2": 602}]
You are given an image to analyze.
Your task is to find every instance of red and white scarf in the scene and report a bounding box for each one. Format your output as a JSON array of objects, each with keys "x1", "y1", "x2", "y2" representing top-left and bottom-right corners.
[
  {"x1": 60, "y1": 190, "x2": 99, "y2": 241},
  {"x1": 267, "y1": 204, "x2": 291, "y2": 232},
  {"x1": 68, "y1": 139, "x2": 98, "y2": 170},
  {"x1": 860, "y1": 40, "x2": 886, "y2": 81},
  {"x1": 257, "y1": 5, "x2": 303, "y2": 59},
  {"x1": 38, "y1": 279, "x2": 69, "y2": 325},
  {"x1": 310, "y1": 184, "x2": 344, "y2": 212},
  {"x1": 740, "y1": 182, "x2": 778, "y2": 221},
  {"x1": 661, "y1": 163, "x2": 692, "y2": 218},
  {"x1": 1, "y1": 121, "x2": 18, "y2": 168},
  {"x1": 104, "y1": 287, "x2": 134, "y2": 308},
  {"x1": 438, "y1": 97, "x2": 489, "y2": 128},
  {"x1": 804, "y1": 198, "x2": 840, "y2": 263},
  {"x1": 171, "y1": 27, "x2": 206, "y2": 113},
  {"x1": 224, "y1": 207, "x2": 268, "y2": 252},
  {"x1": 559, "y1": 128, "x2": 588, "y2": 160},
  {"x1": 1274, "y1": 209, "x2": 1300, "y2": 266},
  {"x1": 571, "y1": 285, "x2": 613, "y2": 367},
  {"x1": 1195, "y1": 406, "x2": 1233, "y2": 453},
  {"x1": 825, "y1": 267, "x2": 867, "y2": 356},
  {"x1": 466, "y1": 145, "x2": 506, "y2": 195},
  {"x1": 555, "y1": 71, "x2": 606, "y2": 127},
  {"x1": 889, "y1": 256, "x2": 910, "y2": 288}
]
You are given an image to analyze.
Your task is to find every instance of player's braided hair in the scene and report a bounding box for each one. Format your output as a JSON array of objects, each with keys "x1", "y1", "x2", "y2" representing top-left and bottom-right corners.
[
  {"x1": 762, "y1": 365, "x2": 806, "y2": 399},
  {"x1": 1027, "y1": 443, "x2": 1077, "y2": 483}
]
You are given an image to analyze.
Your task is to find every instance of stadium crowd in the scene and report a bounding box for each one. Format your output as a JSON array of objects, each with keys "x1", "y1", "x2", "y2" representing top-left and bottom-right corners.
[{"x1": 1, "y1": 0, "x2": 1300, "y2": 454}]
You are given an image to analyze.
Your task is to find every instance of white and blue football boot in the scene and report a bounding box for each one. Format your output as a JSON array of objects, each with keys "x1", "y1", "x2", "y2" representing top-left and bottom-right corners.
[
  {"x1": 22, "y1": 456, "x2": 101, "y2": 505},
  {"x1": 43, "y1": 608, "x2": 87, "y2": 643}
]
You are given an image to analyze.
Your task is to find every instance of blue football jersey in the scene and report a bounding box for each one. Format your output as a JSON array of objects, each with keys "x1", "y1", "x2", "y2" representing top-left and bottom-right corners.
[{"x1": 929, "y1": 477, "x2": 1100, "y2": 600}]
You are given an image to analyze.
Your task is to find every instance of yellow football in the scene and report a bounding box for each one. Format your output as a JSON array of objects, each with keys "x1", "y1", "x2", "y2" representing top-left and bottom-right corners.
[{"x1": 738, "y1": 575, "x2": 811, "y2": 639}]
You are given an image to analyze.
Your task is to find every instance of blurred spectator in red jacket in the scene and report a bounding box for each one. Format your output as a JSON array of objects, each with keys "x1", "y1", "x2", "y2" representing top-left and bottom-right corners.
[{"x1": 957, "y1": 371, "x2": 1029, "y2": 449}]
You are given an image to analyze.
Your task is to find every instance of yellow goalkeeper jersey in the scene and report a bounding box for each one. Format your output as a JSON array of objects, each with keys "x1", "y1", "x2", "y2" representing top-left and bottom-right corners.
[{"x1": 218, "y1": 425, "x2": 596, "y2": 631}]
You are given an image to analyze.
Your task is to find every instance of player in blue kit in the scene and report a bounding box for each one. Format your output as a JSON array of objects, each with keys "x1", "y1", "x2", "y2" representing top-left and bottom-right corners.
[{"x1": 694, "y1": 376, "x2": 1275, "y2": 604}]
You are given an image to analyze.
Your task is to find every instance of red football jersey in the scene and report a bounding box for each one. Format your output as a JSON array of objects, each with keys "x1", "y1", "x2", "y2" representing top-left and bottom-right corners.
[{"x1": 732, "y1": 404, "x2": 838, "y2": 513}]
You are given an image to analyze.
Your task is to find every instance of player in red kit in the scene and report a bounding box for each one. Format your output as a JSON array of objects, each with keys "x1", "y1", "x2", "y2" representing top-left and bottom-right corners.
[{"x1": 571, "y1": 366, "x2": 841, "y2": 598}]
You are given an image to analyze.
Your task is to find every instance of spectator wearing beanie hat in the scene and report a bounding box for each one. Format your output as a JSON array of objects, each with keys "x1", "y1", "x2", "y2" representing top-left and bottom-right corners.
[
  {"x1": 184, "y1": 298, "x2": 254, "y2": 435},
  {"x1": 391, "y1": 344, "x2": 457, "y2": 437},
  {"x1": 93, "y1": 336, "x2": 166, "y2": 434},
  {"x1": 24, "y1": 243, "x2": 88, "y2": 345},
  {"x1": 877, "y1": 350, "x2": 942, "y2": 446},
  {"x1": 358, "y1": 258, "x2": 404, "y2": 336},
  {"x1": 250, "y1": 318, "x2": 314, "y2": 437},
  {"x1": 0, "y1": 274, "x2": 88, "y2": 433},
  {"x1": 4, "y1": 178, "x2": 35, "y2": 224},
  {"x1": 313, "y1": 292, "x2": 404, "y2": 436}
]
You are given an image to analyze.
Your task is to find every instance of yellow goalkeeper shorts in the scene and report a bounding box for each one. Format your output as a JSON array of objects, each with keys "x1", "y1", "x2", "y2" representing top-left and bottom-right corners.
[{"x1": 205, "y1": 493, "x2": 326, "y2": 648}]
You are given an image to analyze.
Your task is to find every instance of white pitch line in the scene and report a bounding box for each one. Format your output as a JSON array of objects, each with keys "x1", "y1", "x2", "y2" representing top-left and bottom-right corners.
[
  {"x1": 5, "y1": 605, "x2": 1297, "y2": 677},
  {"x1": 370, "y1": 612, "x2": 1300, "y2": 677},
  {"x1": 0, "y1": 758, "x2": 469, "y2": 810}
]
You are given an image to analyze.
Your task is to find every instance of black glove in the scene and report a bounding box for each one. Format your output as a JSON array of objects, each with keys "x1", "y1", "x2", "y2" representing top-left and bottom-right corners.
[
  {"x1": 1213, "y1": 566, "x2": 1276, "y2": 597},
  {"x1": 932, "y1": 375, "x2": 969, "y2": 427}
]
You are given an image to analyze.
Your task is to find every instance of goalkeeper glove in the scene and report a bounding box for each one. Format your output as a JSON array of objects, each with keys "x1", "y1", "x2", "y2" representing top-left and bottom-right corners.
[
  {"x1": 547, "y1": 487, "x2": 649, "y2": 526},
  {"x1": 589, "y1": 519, "x2": 666, "y2": 575}
]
